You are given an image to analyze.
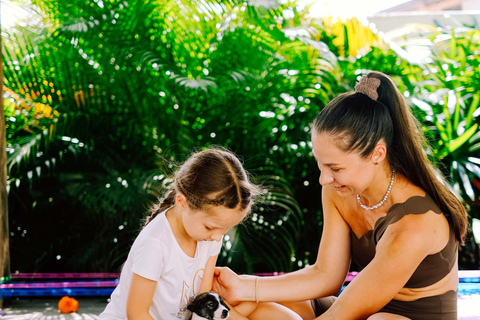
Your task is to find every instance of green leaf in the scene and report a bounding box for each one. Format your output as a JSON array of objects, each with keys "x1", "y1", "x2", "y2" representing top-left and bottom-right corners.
[
  {"x1": 458, "y1": 163, "x2": 475, "y2": 200},
  {"x1": 466, "y1": 162, "x2": 480, "y2": 180},
  {"x1": 446, "y1": 123, "x2": 478, "y2": 153},
  {"x1": 453, "y1": 91, "x2": 461, "y2": 130},
  {"x1": 468, "y1": 157, "x2": 480, "y2": 166},
  {"x1": 465, "y1": 93, "x2": 480, "y2": 128},
  {"x1": 450, "y1": 30, "x2": 457, "y2": 60},
  {"x1": 443, "y1": 90, "x2": 455, "y2": 139}
]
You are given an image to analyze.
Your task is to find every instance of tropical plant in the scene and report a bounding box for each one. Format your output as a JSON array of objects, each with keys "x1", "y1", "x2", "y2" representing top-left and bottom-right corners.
[
  {"x1": 320, "y1": 16, "x2": 387, "y2": 58},
  {"x1": 5, "y1": 0, "x2": 480, "y2": 274},
  {"x1": 392, "y1": 27, "x2": 480, "y2": 203},
  {"x1": 3, "y1": 0, "x2": 343, "y2": 273}
]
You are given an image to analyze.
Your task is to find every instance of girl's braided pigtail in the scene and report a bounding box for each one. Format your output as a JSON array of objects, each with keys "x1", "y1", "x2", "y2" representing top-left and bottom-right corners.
[{"x1": 144, "y1": 189, "x2": 176, "y2": 227}]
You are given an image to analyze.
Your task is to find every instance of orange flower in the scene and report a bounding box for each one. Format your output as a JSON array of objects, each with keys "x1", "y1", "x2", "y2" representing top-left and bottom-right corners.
[{"x1": 58, "y1": 296, "x2": 79, "y2": 313}]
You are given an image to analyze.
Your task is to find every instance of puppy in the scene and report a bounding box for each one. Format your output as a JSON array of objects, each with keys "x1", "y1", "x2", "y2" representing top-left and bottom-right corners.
[{"x1": 187, "y1": 292, "x2": 230, "y2": 320}]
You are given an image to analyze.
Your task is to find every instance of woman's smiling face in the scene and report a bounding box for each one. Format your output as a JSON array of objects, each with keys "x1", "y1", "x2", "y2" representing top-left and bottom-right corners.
[{"x1": 311, "y1": 131, "x2": 375, "y2": 197}]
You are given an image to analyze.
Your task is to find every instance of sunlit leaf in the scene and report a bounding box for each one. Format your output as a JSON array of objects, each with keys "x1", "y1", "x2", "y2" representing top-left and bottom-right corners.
[
  {"x1": 446, "y1": 123, "x2": 478, "y2": 153},
  {"x1": 458, "y1": 163, "x2": 475, "y2": 200}
]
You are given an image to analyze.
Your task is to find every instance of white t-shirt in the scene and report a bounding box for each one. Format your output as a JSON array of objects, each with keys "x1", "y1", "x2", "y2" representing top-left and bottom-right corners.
[{"x1": 99, "y1": 209, "x2": 223, "y2": 320}]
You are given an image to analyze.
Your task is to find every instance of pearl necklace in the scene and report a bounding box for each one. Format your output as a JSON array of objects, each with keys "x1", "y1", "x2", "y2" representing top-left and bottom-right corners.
[{"x1": 356, "y1": 170, "x2": 396, "y2": 210}]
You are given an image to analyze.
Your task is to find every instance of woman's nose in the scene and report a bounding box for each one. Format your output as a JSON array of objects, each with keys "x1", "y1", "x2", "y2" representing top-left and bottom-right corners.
[{"x1": 319, "y1": 171, "x2": 334, "y2": 186}]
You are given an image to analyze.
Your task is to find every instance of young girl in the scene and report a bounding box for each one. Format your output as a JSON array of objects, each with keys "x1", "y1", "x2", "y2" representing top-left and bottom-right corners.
[{"x1": 99, "y1": 148, "x2": 263, "y2": 320}]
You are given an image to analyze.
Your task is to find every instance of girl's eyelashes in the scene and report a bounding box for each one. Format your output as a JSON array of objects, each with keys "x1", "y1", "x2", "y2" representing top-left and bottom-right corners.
[
  {"x1": 331, "y1": 168, "x2": 341, "y2": 172},
  {"x1": 205, "y1": 226, "x2": 213, "y2": 231}
]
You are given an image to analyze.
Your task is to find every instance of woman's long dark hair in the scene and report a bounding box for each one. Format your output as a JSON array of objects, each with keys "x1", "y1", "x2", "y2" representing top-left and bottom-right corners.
[{"x1": 312, "y1": 71, "x2": 468, "y2": 243}]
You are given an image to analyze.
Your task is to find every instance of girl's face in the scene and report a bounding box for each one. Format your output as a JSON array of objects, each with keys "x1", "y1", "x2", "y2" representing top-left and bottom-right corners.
[
  {"x1": 183, "y1": 205, "x2": 247, "y2": 242},
  {"x1": 312, "y1": 131, "x2": 375, "y2": 197}
]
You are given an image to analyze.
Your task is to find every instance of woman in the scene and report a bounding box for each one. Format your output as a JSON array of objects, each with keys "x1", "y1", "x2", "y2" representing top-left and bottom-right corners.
[{"x1": 213, "y1": 71, "x2": 468, "y2": 319}]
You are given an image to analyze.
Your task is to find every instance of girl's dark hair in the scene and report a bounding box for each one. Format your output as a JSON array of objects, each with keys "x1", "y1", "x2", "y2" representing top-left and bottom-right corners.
[
  {"x1": 145, "y1": 147, "x2": 262, "y2": 226},
  {"x1": 312, "y1": 71, "x2": 468, "y2": 243}
]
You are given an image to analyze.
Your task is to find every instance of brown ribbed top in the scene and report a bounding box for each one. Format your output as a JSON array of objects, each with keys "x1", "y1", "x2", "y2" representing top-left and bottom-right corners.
[{"x1": 351, "y1": 194, "x2": 458, "y2": 288}]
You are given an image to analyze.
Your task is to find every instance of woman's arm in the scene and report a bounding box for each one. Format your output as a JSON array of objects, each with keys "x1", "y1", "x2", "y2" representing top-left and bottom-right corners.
[
  {"x1": 126, "y1": 273, "x2": 157, "y2": 320},
  {"x1": 256, "y1": 186, "x2": 352, "y2": 301},
  {"x1": 319, "y1": 209, "x2": 450, "y2": 319},
  {"x1": 214, "y1": 186, "x2": 352, "y2": 304}
]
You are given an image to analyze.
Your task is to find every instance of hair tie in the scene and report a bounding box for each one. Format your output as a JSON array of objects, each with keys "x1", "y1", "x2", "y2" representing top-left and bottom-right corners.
[{"x1": 355, "y1": 75, "x2": 381, "y2": 101}]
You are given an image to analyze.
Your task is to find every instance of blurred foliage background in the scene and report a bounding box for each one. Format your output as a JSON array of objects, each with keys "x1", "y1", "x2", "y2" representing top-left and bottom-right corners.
[{"x1": 2, "y1": 0, "x2": 480, "y2": 274}]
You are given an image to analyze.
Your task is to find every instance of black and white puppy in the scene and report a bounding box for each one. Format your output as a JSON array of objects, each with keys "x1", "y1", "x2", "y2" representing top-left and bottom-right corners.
[{"x1": 187, "y1": 292, "x2": 230, "y2": 320}]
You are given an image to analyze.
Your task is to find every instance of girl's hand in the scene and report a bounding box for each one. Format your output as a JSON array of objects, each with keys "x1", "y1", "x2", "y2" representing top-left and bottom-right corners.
[{"x1": 212, "y1": 267, "x2": 244, "y2": 305}]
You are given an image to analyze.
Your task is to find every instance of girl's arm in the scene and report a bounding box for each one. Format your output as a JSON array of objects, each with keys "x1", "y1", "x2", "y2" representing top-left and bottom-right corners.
[
  {"x1": 199, "y1": 254, "x2": 218, "y2": 292},
  {"x1": 200, "y1": 255, "x2": 254, "y2": 320},
  {"x1": 126, "y1": 273, "x2": 157, "y2": 320},
  {"x1": 214, "y1": 186, "x2": 352, "y2": 304},
  {"x1": 319, "y1": 209, "x2": 451, "y2": 319}
]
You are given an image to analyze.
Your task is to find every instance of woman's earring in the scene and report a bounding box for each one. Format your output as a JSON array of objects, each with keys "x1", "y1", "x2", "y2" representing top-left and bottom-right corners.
[{"x1": 373, "y1": 162, "x2": 378, "y2": 165}]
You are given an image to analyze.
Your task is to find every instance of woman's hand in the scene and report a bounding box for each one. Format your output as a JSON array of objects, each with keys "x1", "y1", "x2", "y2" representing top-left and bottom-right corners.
[{"x1": 212, "y1": 267, "x2": 246, "y2": 305}]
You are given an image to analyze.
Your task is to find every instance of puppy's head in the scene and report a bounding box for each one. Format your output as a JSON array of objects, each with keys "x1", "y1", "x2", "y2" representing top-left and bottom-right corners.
[{"x1": 187, "y1": 292, "x2": 230, "y2": 320}]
